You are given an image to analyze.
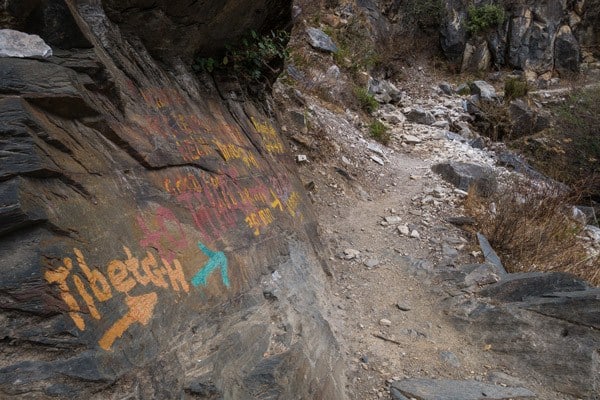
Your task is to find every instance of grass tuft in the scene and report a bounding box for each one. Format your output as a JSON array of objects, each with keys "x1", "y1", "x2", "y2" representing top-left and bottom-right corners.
[
  {"x1": 464, "y1": 178, "x2": 600, "y2": 285},
  {"x1": 369, "y1": 120, "x2": 391, "y2": 145}
]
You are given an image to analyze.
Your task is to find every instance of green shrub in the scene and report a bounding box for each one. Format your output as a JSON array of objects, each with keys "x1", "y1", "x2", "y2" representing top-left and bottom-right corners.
[
  {"x1": 369, "y1": 120, "x2": 391, "y2": 145},
  {"x1": 401, "y1": 0, "x2": 445, "y2": 30},
  {"x1": 467, "y1": 4, "x2": 505, "y2": 34},
  {"x1": 354, "y1": 87, "x2": 379, "y2": 114},
  {"x1": 504, "y1": 77, "x2": 529, "y2": 101},
  {"x1": 193, "y1": 29, "x2": 289, "y2": 82}
]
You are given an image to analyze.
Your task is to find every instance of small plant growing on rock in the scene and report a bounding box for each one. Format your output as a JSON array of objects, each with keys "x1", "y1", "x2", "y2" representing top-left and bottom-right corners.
[
  {"x1": 193, "y1": 29, "x2": 289, "y2": 82},
  {"x1": 504, "y1": 77, "x2": 529, "y2": 101},
  {"x1": 369, "y1": 120, "x2": 390, "y2": 145},
  {"x1": 354, "y1": 87, "x2": 378, "y2": 114},
  {"x1": 466, "y1": 4, "x2": 505, "y2": 35}
]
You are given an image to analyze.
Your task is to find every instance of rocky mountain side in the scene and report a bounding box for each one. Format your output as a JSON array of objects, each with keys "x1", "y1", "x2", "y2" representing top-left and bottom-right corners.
[
  {"x1": 1, "y1": 0, "x2": 600, "y2": 399},
  {"x1": 0, "y1": 1, "x2": 345, "y2": 399}
]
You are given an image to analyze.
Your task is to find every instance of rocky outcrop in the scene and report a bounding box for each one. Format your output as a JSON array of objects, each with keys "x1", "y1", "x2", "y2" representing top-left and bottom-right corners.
[
  {"x1": 440, "y1": 0, "x2": 599, "y2": 77},
  {"x1": 431, "y1": 263, "x2": 600, "y2": 399},
  {"x1": 0, "y1": 1, "x2": 344, "y2": 399}
]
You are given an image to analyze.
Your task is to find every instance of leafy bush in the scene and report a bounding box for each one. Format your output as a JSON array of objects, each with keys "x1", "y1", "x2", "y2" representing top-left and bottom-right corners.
[
  {"x1": 369, "y1": 120, "x2": 391, "y2": 145},
  {"x1": 398, "y1": 0, "x2": 445, "y2": 31},
  {"x1": 464, "y1": 179, "x2": 599, "y2": 285},
  {"x1": 193, "y1": 30, "x2": 289, "y2": 82},
  {"x1": 467, "y1": 4, "x2": 505, "y2": 34},
  {"x1": 504, "y1": 77, "x2": 529, "y2": 101},
  {"x1": 354, "y1": 87, "x2": 379, "y2": 114}
]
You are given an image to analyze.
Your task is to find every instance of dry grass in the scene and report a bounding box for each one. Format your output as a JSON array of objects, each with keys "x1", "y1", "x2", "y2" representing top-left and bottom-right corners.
[{"x1": 464, "y1": 178, "x2": 600, "y2": 285}]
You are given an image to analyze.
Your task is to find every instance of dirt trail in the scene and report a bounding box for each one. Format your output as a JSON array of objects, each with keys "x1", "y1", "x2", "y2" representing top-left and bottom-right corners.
[{"x1": 295, "y1": 128, "x2": 564, "y2": 399}]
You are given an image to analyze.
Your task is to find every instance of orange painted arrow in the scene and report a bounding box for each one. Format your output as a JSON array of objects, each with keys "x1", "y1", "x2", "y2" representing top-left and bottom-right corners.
[{"x1": 98, "y1": 292, "x2": 158, "y2": 351}]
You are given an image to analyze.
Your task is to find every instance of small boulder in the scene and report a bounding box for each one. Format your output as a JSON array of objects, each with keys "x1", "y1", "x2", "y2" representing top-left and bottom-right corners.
[
  {"x1": 432, "y1": 162, "x2": 497, "y2": 197},
  {"x1": 469, "y1": 80, "x2": 497, "y2": 101},
  {"x1": 306, "y1": 27, "x2": 338, "y2": 53},
  {"x1": 0, "y1": 29, "x2": 52, "y2": 59},
  {"x1": 405, "y1": 107, "x2": 435, "y2": 125}
]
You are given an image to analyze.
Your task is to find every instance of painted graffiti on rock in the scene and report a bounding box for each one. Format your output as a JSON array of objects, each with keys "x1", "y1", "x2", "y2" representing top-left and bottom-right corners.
[
  {"x1": 45, "y1": 246, "x2": 190, "y2": 350},
  {"x1": 162, "y1": 168, "x2": 303, "y2": 238},
  {"x1": 250, "y1": 116, "x2": 285, "y2": 154},
  {"x1": 132, "y1": 87, "x2": 270, "y2": 169},
  {"x1": 191, "y1": 241, "x2": 230, "y2": 288},
  {"x1": 137, "y1": 206, "x2": 188, "y2": 263}
]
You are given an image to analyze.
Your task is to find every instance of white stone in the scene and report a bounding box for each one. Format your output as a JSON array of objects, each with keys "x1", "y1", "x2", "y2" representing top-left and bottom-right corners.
[
  {"x1": 0, "y1": 29, "x2": 52, "y2": 59},
  {"x1": 379, "y1": 318, "x2": 392, "y2": 326},
  {"x1": 370, "y1": 155, "x2": 384, "y2": 165},
  {"x1": 403, "y1": 134, "x2": 422, "y2": 145},
  {"x1": 398, "y1": 225, "x2": 410, "y2": 236},
  {"x1": 384, "y1": 216, "x2": 402, "y2": 224}
]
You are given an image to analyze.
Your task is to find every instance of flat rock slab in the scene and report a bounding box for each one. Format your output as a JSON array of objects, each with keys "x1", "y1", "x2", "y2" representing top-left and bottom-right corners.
[
  {"x1": 0, "y1": 29, "x2": 52, "y2": 58},
  {"x1": 391, "y1": 378, "x2": 536, "y2": 400},
  {"x1": 432, "y1": 162, "x2": 497, "y2": 196},
  {"x1": 306, "y1": 27, "x2": 338, "y2": 53}
]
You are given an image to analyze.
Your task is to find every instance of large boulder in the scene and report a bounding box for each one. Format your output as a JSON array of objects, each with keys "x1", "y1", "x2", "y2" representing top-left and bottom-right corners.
[{"x1": 0, "y1": 2, "x2": 344, "y2": 399}]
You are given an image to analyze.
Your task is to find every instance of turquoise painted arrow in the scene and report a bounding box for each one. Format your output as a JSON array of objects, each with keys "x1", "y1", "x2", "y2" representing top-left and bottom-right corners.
[{"x1": 191, "y1": 242, "x2": 230, "y2": 288}]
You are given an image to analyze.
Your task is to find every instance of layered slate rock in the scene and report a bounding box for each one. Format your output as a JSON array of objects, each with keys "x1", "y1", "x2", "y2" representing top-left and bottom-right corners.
[
  {"x1": 449, "y1": 272, "x2": 600, "y2": 399},
  {"x1": 390, "y1": 378, "x2": 536, "y2": 400},
  {"x1": 0, "y1": 1, "x2": 344, "y2": 399}
]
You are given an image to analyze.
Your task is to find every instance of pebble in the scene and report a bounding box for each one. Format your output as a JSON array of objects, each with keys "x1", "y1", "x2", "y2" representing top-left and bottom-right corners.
[
  {"x1": 344, "y1": 248, "x2": 361, "y2": 260},
  {"x1": 396, "y1": 303, "x2": 412, "y2": 311},
  {"x1": 385, "y1": 216, "x2": 402, "y2": 224},
  {"x1": 364, "y1": 258, "x2": 380, "y2": 268},
  {"x1": 410, "y1": 230, "x2": 421, "y2": 239},
  {"x1": 379, "y1": 318, "x2": 392, "y2": 326},
  {"x1": 371, "y1": 155, "x2": 385, "y2": 165},
  {"x1": 403, "y1": 134, "x2": 422, "y2": 144},
  {"x1": 398, "y1": 225, "x2": 410, "y2": 236}
]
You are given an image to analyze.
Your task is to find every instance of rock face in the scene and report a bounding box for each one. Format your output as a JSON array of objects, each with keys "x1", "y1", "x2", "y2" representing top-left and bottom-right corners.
[
  {"x1": 0, "y1": 1, "x2": 344, "y2": 399},
  {"x1": 447, "y1": 271, "x2": 600, "y2": 399},
  {"x1": 440, "y1": 0, "x2": 597, "y2": 75}
]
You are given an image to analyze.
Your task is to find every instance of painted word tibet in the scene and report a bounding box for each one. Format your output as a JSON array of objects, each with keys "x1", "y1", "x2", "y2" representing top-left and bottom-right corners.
[{"x1": 45, "y1": 244, "x2": 229, "y2": 351}]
